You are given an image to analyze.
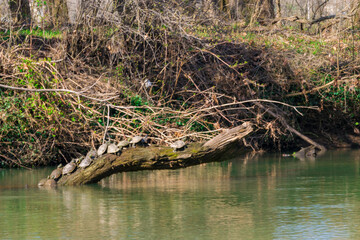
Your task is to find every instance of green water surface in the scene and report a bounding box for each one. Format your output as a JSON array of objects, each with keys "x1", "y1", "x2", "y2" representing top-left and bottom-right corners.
[{"x1": 1, "y1": 150, "x2": 360, "y2": 239}]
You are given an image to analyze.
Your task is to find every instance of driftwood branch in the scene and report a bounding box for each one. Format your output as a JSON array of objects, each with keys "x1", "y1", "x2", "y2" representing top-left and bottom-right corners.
[{"x1": 57, "y1": 122, "x2": 253, "y2": 186}]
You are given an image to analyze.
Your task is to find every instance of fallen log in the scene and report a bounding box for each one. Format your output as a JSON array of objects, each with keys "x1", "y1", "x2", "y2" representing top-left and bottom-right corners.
[{"x1": 57, "y1": 122, "x2": 253, "y2": 186}]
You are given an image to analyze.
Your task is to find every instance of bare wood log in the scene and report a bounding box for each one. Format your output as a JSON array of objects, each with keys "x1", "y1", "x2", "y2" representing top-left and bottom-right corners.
[{"x1": 58, "y1": 122, "x2": 253, "y2": 186}]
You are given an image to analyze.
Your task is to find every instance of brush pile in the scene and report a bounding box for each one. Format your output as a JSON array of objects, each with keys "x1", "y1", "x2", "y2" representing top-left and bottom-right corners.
[{"x1": 1, "y1": 0, "x2": 359, "y2": 167}]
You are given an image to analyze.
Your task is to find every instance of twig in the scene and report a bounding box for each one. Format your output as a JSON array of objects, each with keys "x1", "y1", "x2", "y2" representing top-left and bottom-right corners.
[
  {"x1": 0, "y1": 83, "x2": 118, "y2": 102},
  {"x1": 103, "y1": 104, "x2": 110, "y2": 144}
]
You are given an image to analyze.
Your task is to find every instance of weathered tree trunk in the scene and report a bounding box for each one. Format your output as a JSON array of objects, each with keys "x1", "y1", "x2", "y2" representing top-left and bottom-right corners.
[
  {"x1": 47, "y1": 0, "x2": 69, "y2": 27},
  {"x1": 249, "y1": 0, "x2": 275, "y2": 26},
  {"x1": 28, "y1": 0, "x2": 42, "y2": 26},
  {"x1": 275, "y1": 0, "x2": 281, "y2": 18},
  {"x1": 275, "y1": 0, "x2": 281, "y2": 26},
  {"x1": 58, "y1": 122, "x2": 253, "y2": 186},
  {"x1": 66, "y1": 0, "x2": 82, "y2": 24},
  {"x1": 0, "y1": 0, "x2": 12, "y2": 24}
]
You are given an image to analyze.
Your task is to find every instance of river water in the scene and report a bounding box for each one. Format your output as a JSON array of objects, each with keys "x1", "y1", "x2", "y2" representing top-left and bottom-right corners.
[{"x1": 1, "y1": 150, "x2": 360, "y2": 239}]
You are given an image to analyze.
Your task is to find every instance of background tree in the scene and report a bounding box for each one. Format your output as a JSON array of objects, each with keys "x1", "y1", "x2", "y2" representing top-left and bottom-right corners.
[
  {"x1": 9, "y1": 0, "x2": 31, "y2": 24},
  {"x1": 249, "y1": 0, "x2": 275, "y2": 26}
]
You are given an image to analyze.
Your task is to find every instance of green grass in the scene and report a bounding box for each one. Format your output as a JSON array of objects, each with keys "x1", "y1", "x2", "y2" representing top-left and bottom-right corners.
[{"x1": 0, "y1": 28, "x2": 62, "y2": 39}]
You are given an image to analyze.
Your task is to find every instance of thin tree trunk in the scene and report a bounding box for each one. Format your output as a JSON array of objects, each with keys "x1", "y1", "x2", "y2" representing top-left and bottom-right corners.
[
  {"x1": 47, "y1": 0, "x2": 69, "y2": 27},
  {"x1": 9, "y1": 0, "x2": 31, "y2": 24},
  {"x1": 28, "y1": 0, "x2": 45, "y2": 26},
  {"x1": 249, "y1": 0, "x2": 275, "y2": 26},
  {"x1": 0, "y1": 0, "x2": 12, "y2": 24},
  {"x1": 66, "y1": 0, "x2": 82, "y2": 24},
  {"x1": 275, "y1": 0, "x2": 281, "y2": 26},
  {"x1": 275, "y1": 0, "x2": 280, "y2": 18}
]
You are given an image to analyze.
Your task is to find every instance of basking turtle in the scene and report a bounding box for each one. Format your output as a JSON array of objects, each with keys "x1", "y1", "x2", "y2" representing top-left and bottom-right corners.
[
  {"x1": 79, "y1": 149, "x2": 97, "y2": 168},
  {"x1": 44, "y1": 179, "x2": 57, "y2": 188},
  {"x1": 38, "y1": 178, "x2": 48, "y2": 187},
  {"x1": 62, "y1": 160, "x2": 77, "y2": 175},
  {"x1": 50, "y1": 164, "x2": 63, "y2": 181},
  {"x1": 107, "y1": 143, "x2": 121, "y2": 154},
  {"x1": 38, "y1": 177, "x2": 57, "y2": 188},
  {"x1": 97, "y1": 142, "x2": 109, "y2": 156},
  {"x1": 170, "y1": 140, "x2": 186, "y2": 152},
  {"x1": 74, "y1": 156, "x2": 84, "y2": 164},
  {"x1": 130, "y1": 135, "x2": 147, "y2": 147},
  {"x1": 87, "y1": 149, "x2": 98, "y2": 160},
  {"x1": 79, "y1": 157, "x2": 92, "y2": 168},
  {"x1": 117, "y1": 140, "x2": 130, "y2": 149}
]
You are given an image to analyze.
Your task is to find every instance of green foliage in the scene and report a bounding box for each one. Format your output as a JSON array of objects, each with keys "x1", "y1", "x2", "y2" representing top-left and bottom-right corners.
[
  {"x1": 0, "y1": 27, "x2": 62, "y2": 40},
  {"x1": 130, "y1": 95, "x2": 148, "y2": 106}
]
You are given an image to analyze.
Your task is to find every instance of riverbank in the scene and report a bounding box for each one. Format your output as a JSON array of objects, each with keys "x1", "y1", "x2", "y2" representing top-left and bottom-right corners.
[{"x1": 1, "y1": 15, "x2": 360, "y2": 167}]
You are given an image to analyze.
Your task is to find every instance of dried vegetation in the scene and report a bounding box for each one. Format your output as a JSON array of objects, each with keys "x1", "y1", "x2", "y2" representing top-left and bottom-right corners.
[{"x1": 1, "y1": 0, "x2": 360, "y2": 167}]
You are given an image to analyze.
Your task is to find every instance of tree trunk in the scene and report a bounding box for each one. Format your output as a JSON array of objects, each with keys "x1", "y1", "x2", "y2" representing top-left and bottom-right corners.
[
  {"x1": 275, "y1": 0, "x2": 281, "y2": 26},
  {"x1": 275, "y1": 0, "x2": 280, "y2": 18},
  {"x1": 57, "y1": 122, "x2": 253, "y2": 186},
  {"x1": 9, "y1": 0, "x2": 31, "y2": 24},
  {"x1": 66, "y1": 0, "x2": 82, "y2": 24},
  {"x1": 47, "y1": 0, "x2": 69, "y2": 27},
  {"x1": 28, "y1": 0, "x2": 45, "y2": 26},
  {"x1": 249, "y1": 0, "x2": 275, "y2": 26},
  {"x1": 0, "y1": 0, "x2": 12, "y2": 24},
  {"x1": 352, "y1": 0, "x2": 360, "y2": 24}
]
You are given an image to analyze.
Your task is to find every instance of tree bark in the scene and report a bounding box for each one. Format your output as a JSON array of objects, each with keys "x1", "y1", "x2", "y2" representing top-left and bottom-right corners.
[
  {"x1": 0, "y1": 0, "x2": 12, "y2": 24},
  {"x1": 66, "y1": 0, "x2": 81, "y2": 24},
  {"x1": 48, "y1": 0, "x2": 69, "y2": 27},
  {"x1": 275, "y1": 0, "x2": 280, "y2": 18},
  {"x1": 58, "y1": 122, "x2": 253, "y2": 186},
  {"x1": 9, "y1": 0, "x2": 32, "y2": 24},
  {"x1": 249, "y1": 0, "x2": 275, "y2": 26}
]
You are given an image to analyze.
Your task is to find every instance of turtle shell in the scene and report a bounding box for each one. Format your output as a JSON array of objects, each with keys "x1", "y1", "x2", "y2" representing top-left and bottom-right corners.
[
  {"x1": 130, "y1": 136, "x2": 148, "y2": 147},
  {"x1": 62, "y1": 161, "x2": 77, "y2": 175},
  {"x1": 38, "y1": 178, "x2": 47, "y2": 187},
  {"x1": 87, "y1": 149, "x2": 97, "y2": 159},
  {"x1": 130, "y1": 136, "x2": 143, "y2": 144},
  {"x1": 50, "y1": 168, "x2": 62, "y2": 181},
  {"x1": 44, "y1": 179, "x2": 57, "y2": 188},
  {"x1": 170, "y1": 140, "x2": 186, "y2": 150},
  {"x1": 97, "y1": 143, "x2": 109, "y2": 156},
  {"x1": 107, "y1": 143, "x2": 120, "y2": 154},
  {"x1": 117, "y1": 140, "x2": 130, "y2": 149},
  {"x1": 79, "y1": 156, "x2": 92, "y2": 168}
]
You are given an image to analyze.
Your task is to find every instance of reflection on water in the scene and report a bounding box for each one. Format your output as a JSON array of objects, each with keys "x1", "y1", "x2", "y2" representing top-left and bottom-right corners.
[{"x1": 1, "y1": 150, "x2": 360, "y2": 239}]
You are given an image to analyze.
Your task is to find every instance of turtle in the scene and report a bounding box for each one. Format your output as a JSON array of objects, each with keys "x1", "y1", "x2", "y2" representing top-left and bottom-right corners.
[
  {"x1": 44, "y1": 179, "x2": 57, "y2": 188},
  {"x1": 62, "y1": 160, "x2": 77, "y2": 175},
  {"x1": 97, "y1": 142, "x2": 109, "y2": 156},
  {"x1": 49, "y1": 164, "x2": 63, "y2": 181},
  {"x1": 170, "y1": 140, "x2": 187, "y2": 152},
  {"x1": 38, "y1": 178, "x2": 48, "y2": 187},
  {"x1": 74, "y1": 156, "x2": 84, "y2": 164},
  {"x1": 107, "y1": 143, "x2": 121, "y2": 154},
  {"x1": 130, "y1": 135, "x2": 148, "y2": 147},
  {"x1": 87, "y1": 149, "x2": 98, "y2": 160},
  {"x1": 117, "y1": 140, "x2": 130, "y2": 149},
  {"x1": 79, "y1": 149, "x2": 97, "y2": 168},
  {"x1": 79, "y1": 156, "x2": 92, "y2": 168}
]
